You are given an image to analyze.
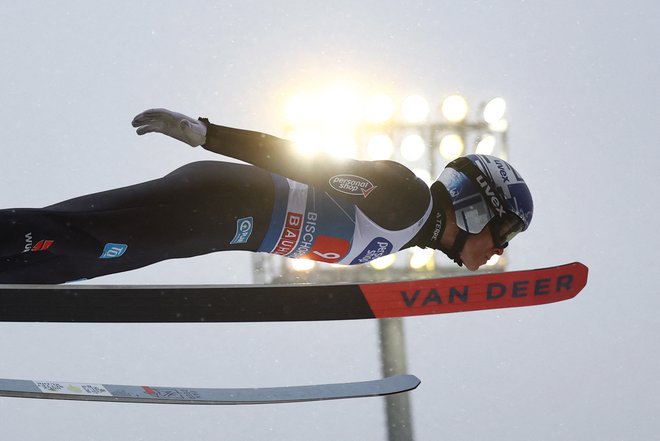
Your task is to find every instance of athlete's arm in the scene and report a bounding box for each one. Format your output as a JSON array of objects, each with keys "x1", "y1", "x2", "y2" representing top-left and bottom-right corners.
[
  {"x1": 203, "y1": 123, "x2": 431, "y2": 229},
  {"x1": 132, "y1": 108, "x2": 430, "y2": 229}
]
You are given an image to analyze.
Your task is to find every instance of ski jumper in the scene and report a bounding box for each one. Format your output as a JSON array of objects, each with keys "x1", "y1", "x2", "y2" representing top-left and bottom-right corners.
[{"x1": 0, "y1": 122, "x2": 444, "y2": 284}]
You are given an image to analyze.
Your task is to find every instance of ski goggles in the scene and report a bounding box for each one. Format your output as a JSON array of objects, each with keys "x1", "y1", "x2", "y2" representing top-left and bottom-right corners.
[{"x1": 489, "y1": 212, "x2": 525, "y2": 249}]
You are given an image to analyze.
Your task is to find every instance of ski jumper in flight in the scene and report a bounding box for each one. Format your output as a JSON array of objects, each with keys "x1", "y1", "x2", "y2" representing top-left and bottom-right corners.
[{"x1": 0, "y1": 109, "x2": 533, "y2": 284}]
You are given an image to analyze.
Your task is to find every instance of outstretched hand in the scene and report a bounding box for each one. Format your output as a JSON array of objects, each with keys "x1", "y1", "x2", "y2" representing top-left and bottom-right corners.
[{"x1": 132, "y1": 108, "x2": 207, "y2": 147}]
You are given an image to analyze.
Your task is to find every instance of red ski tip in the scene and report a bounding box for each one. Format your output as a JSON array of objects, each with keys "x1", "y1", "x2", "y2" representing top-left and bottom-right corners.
[{"x1": 360, "y1": 262, "x2": 589, "y2": 319}]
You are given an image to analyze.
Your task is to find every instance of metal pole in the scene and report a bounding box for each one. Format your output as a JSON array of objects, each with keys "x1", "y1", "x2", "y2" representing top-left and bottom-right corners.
[{"x1": 379, "y1": 317, "x2": 414, "y2": 441}]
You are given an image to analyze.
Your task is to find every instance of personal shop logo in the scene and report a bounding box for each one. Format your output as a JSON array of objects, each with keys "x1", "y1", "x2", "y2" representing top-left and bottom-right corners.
[
  {"x1": 329, "y1": 174, "x2": 378, "y2": 198},
  {"x1": 350, "y1": 237, "x2": 393, "y2": 264}
]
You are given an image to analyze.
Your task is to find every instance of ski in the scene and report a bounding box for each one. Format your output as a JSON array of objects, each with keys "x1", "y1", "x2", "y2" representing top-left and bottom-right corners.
[
  {"x1": 0, "y1": 374, "x2": 419, "y2": 405},
  {"x1": 0, "y1": 262, "x2": 587, "y2": 323}
]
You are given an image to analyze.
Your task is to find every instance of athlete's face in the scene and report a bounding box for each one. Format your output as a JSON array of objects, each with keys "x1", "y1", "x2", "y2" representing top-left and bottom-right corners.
[{"x1": 460, "y1": 228, "x2": 504, "y2": 271}]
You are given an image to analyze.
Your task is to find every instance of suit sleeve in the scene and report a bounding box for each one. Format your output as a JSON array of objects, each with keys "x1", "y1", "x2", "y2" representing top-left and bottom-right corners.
[{"x1": 201, "y1": 122, "x2": 431, "y2": 230}]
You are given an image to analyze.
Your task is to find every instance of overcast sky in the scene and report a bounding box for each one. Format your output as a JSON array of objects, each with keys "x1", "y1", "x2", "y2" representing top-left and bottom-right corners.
[{"x1": 1, "y1": 1, "x2": 659, "y2": 440}]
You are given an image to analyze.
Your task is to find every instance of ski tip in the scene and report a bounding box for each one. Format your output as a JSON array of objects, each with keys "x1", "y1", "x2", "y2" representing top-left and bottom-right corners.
[
  {"x1": 406, "y1": 374, "x2": 421, "y2": 390},
  {"x1": 569, "y1": 261, "x2": 588, "y2": 272},
  {"x1": 387, "y1": 374, "x2": 421, "y2": 393},
  {"x1": 529, "y1": 262, "x2": 588, "y2": 301},
  {"x1": 568, "y1": 261, "x2": 589, "y2": 297}
]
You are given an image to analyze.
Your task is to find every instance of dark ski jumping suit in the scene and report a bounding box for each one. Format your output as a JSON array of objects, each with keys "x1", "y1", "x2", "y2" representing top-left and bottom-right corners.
[{"x1": 0, "y1": 122, "x2": 450, "y2": 283}]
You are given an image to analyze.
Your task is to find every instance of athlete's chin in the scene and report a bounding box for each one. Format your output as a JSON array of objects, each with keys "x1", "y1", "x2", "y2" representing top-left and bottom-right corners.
[
  {"x1": 461, "y1": 256, "x2": 488, "y2": 271},
  {"x1": 459, "y1": 251, "x2": 484, "y2": 271}
]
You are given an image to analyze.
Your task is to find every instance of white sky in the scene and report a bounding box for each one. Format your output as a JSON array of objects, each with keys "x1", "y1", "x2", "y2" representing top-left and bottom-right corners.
[{"x1": 1, "y1": 1, "x2": 659, "y2": 440}]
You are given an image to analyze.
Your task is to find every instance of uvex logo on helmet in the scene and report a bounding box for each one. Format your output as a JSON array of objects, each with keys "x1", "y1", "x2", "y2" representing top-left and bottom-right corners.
[
  {"x1": 494, "y1": 159, "x2": 511, "y2": 182},
  {"x1": 476, "y1": 175, "x2": 506, "y2": 217}
]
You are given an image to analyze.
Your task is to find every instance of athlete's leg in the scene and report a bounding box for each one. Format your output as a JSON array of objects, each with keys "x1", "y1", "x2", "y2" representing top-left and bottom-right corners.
[{"x1": 0, "y1": 161, "x2": 274, "y2": 283}]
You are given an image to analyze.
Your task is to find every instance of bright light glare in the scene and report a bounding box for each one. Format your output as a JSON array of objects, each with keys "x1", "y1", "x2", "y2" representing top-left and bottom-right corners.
[
  {"x1": 489, "y1": 118, "x2": 509, "y2": 133},
  {"x1": 409, "y1": 248, "x2": 435, "y2": 270},
  {"x1": 439, "y1": 134, "x2": 464, "y2": 160},
  {"x1": 318, "y1": 87, "x2": 361, "y2": 127},
  {"x1": 366, "y1": 94, "x2": 395, "y2": 123},
  {"x1": 370, "y1": 254, "x2": 396, "y2": 270},
  {"x1": 291, "y1": 259, "x2": 315, "y2": 272},
  {"x1": 475, "y1": 134, "x2": 496, "y2": 155},
  {"x1": 327, "y1": 133, "x2": 358, "y2": 158},
  {"x1": 441, "y1": 94, "x2": 469, "y2": 122},
  {"x1": 285, "y1": 94, "x2": 315, "y2": 125},
  {"x1": 367, "y1": 134, "x2": 394, "y2": 160},
  {"x1": 402, "y1": 95, "x2": 430, "y2": 123},
  {"x1": 485, "y1": 254, "x2": 501, "y2": 266},
  {"x1": 413, "y1": 168, "x2": 433, "y2": 186},
  {"x1": 483, "y1": 97, "x2": 506, "y2": 124},
  {"x1": 400, "y1": 134, "x2": 426, "y2": 161},
  {"x1": 290, "y1": 130, "x2": 323, "y2": 156}
]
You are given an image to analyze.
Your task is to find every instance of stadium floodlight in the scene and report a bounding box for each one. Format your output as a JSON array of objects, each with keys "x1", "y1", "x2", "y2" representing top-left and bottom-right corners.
[
  {"x1": 439, "y1": 134, "x2": 465, "y2": 160},
  {"x1": 489, "y1": 118, "x2": 509, "y2": 133},
  {"x1": 400, "y1": 134, "x2": 426, "y2": 161},
  {"x1": 370, "y1": 254, "x2": 396, "y2": 270},
  {"x1": 291, "y1": 259, "x2": 315, "y2": 272},
  {"x1": 483, "y1": 97, "x2": 506, "y2": 124},
  {"x1": 441, "y1": 94, "x2": 469, "y2": 123},
  {"x1": 475, "y1": 134, "x2": 496, "y2": 155},
  {"x1": 285, "y1": 94, "x2": 315, "y2": 126},
  {"x1": 318, "y1": 86, "x2": 361, "y2": 127},
  {"x1": 409, "y1": 248, "x2": 435, "y2": 270},
  {"x1": 366, "y1": 94, "x2": 396, "y2": 124},
  {"x1": 367, "y1": 134, "x2": 395, "y2": 160},
  {"x1": 402, "y1": 95, "x2": 430, "y2": 123},
  {"x1": 412, "y1": 168, "x2": 433, "y2": 186},
  {"x1": 326, "y1": 132, "x2": 358, "y2": 158},
  {"x1": 289, "y1": 130, "x2": 324, "y2": 156},
  {"x1": 485, "y1": 254, "x2": 501, "y2": 267}
]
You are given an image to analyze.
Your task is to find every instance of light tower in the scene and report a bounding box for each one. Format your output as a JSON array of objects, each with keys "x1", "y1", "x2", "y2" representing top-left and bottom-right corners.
[{"x1": 253, "y1": 87, "x2": 511, "y2": 441}]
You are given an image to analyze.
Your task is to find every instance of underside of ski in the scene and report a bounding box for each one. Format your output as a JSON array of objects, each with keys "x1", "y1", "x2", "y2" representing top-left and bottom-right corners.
[
  {"x1": 0, "y1": 262, "x2": 587, "y2": 323},
  {"x1": 0, "y1": 374, "x2": 420, "y2": 405}
]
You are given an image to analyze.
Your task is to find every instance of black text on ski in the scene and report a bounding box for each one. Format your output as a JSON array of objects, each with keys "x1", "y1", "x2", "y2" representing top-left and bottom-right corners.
[{"x1": 400, "y1": 274, "x2": 574, "y2": 307}]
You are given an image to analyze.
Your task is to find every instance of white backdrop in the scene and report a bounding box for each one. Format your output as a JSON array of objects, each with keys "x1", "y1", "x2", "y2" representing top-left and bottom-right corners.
[{"x1": 1, "y1": 1, "x2": 659, "y2": 440}]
